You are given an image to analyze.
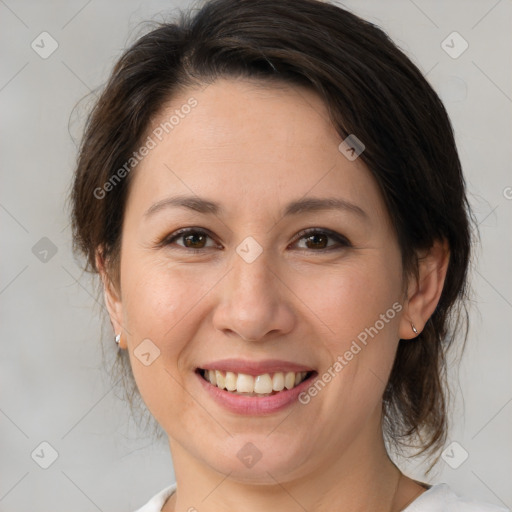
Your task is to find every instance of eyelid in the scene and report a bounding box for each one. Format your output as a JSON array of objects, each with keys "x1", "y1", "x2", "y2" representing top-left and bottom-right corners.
[
  {"x1": 160, "y1": 227, "x2": 220, "y2": 250},
  {"x1": 159, "y1": 226, "x2": 352, "y2": 252},
  {"x1": 292, "y1": 227, "x2": 352, "y2": 248}
]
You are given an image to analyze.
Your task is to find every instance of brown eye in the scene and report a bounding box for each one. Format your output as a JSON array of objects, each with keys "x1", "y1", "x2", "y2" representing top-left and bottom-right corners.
[
  {"x1": 293, "y1": 228, "x2": 351, "y2": 251},
  {"x1": 160, "y1": 227, "x2": 350, "y2": 254},
  {"x1": 182, "y1": 231, "x2": 207, "y2": 249},
  {"x1": 303, "y1": 232, "x2": 329, "y2": 249},
  {"x1": 163, "y1": 228, "x2": 217, "y2": 252}
]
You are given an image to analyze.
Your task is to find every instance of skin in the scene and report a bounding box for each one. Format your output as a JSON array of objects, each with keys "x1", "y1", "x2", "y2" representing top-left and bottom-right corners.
[{"x1": 98, "y1": 78, "x2": 450, "y2": 512}]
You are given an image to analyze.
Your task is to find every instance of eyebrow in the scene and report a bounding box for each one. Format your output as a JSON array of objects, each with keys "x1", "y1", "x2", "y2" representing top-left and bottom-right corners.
[{"x1": 144, "y1": 195, "x2": 368, "y2": 220}]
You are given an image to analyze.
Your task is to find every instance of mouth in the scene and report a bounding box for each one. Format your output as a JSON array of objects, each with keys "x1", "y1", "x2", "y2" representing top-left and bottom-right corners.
[
  {"x1": 196, "y1": 368, "x2": 315, "y2": 397},
  {"x1": 194, "y1": 358, "x2": 318, "y2": 414}
]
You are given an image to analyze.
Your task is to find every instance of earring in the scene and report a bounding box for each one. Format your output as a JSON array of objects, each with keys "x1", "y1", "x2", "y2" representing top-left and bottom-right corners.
[
  {"x1": 115, "y1": 333, "x2": 121, "y2": 346},
  {"x1": 411, "y1": 323, "x2": 418, "y2": 335}
]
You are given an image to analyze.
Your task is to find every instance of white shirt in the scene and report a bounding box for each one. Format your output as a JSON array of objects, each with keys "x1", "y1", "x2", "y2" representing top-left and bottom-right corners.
[{"x1": 134, "y1": 482, "x2": 509, "y2": 511}]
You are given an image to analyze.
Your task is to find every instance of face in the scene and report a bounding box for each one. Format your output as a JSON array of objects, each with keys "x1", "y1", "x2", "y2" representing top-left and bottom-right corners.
[{"x1": 105, "y1": 78, "x2": 411, "y2": 483}]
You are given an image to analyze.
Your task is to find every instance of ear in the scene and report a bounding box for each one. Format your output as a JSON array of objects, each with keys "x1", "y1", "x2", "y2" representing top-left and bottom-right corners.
[
  {"x1": 399, "y1": 238, "x2": 450, "y2": 340},
  {"x1": 96, "y1": 247, "x2": 126, "y2": 349}
]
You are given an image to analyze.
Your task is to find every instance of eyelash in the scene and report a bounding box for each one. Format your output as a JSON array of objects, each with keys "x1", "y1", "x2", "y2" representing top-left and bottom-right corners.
[{"x1": 160, "y1": 227, "x2": 352, "y2": 254}]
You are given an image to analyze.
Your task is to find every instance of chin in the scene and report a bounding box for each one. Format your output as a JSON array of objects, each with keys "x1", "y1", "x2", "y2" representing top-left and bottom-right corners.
[{"x1": 200, "y1": 434, "x2": 314, "y2": 484}]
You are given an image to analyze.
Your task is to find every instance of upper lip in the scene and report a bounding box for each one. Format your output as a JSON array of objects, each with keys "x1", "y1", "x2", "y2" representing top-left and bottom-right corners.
[{"x1": 198, "y1": 358, "x2": 315, "y2": 376}]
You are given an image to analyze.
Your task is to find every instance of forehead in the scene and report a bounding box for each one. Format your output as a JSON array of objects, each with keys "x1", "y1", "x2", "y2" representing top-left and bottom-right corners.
[
  {"x1": 125, "y1": 77, "x2": 388, "y2": 225},
  {"x1": 152, "y1": 78, "x2": 341, "y2": 159}
]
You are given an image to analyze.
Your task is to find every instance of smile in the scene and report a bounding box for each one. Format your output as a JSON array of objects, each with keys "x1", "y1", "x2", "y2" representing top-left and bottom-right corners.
[
  {"x1": 195, "y1": 360, "x2": 318, "y2": 414},
  {"x1": 199, "y1": 369, "x2": 312, "y2": 396}
]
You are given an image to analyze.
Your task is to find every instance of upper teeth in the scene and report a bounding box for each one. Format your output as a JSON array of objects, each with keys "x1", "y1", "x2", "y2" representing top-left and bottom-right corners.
[{"x1": 204, "y1": 370, "x2": 309, "y2": 395}]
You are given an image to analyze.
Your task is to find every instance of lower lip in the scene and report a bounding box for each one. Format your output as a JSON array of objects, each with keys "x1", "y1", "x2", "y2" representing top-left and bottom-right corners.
[{"x1": 196, "y1": 371, "x2": 316, "y2": 415}]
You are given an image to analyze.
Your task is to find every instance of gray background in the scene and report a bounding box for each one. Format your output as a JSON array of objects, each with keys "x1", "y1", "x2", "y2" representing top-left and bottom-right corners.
[{"x1": 1, "y1": 0, "x2": 511, "y2": 510}]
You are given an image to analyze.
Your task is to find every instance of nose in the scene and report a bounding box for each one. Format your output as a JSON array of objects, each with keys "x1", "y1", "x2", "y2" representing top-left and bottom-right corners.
[{"x1": 212, "y1": 246, "x2": 295, "y2": 342}]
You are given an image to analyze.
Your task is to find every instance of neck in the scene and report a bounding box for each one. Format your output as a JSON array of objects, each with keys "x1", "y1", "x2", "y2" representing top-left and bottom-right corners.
[{"x1": 163, "y1": 411, "x2": 406, "y2": 512}]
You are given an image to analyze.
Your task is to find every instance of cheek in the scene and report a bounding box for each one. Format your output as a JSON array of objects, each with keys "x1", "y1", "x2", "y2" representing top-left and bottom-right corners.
[
  {"x1": 121, "y1": 253, "x2": 198, "y2": 334},
  {"x1": 117, "y1": 257, "x2": 192, "y2": 397},
  {"x1": 296, "y1": 259, "x2": 403, "y2": 425},
  {"x1": 301, "y1": 254, "x2": 403, "y2": 347},
  {"x1": 119, "y1": 258, "x2": 208, "y2": 425},
  {"x1": 300, "y1": 251, "x2": 403, "y2": 409},
  {"x1": 119, "y1": 254, "x2": 227, "y2": 371}
]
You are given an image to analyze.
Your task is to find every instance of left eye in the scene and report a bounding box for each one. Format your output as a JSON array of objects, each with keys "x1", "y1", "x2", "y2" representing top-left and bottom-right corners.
[
  {"x1": 292, "y1": 228, "x2": 351, "y2": 251},
  {"x1": 161, "y1": 227, "x2": 351, "y2": 252}
]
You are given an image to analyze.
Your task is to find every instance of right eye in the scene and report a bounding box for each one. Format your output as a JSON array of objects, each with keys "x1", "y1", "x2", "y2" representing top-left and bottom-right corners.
[{"x1": 161, "y1": 228, "x2": 220, "y2": 253}]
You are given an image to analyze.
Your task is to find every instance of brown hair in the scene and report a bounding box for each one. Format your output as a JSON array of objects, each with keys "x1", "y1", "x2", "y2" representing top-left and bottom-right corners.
[{"x1": 69, "y1": 0, "x2": 474, "y2": 469}]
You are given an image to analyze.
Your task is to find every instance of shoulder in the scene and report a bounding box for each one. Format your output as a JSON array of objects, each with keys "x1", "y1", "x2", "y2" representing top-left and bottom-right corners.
[
  {"x1": 132, "y1": 482, "x2": 509, "y2": 512},
  {"x1": 403, "y1": 483, "x2": 509, "y2": 512},
  {"x1": 133, "y1": 483, "x2": 177, "y2": 512}
]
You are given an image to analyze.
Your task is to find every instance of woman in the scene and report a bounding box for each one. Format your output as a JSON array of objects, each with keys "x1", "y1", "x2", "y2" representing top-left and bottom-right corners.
[{"x1": 69, "y1": 0, "x2": 507, "y2": 510}]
